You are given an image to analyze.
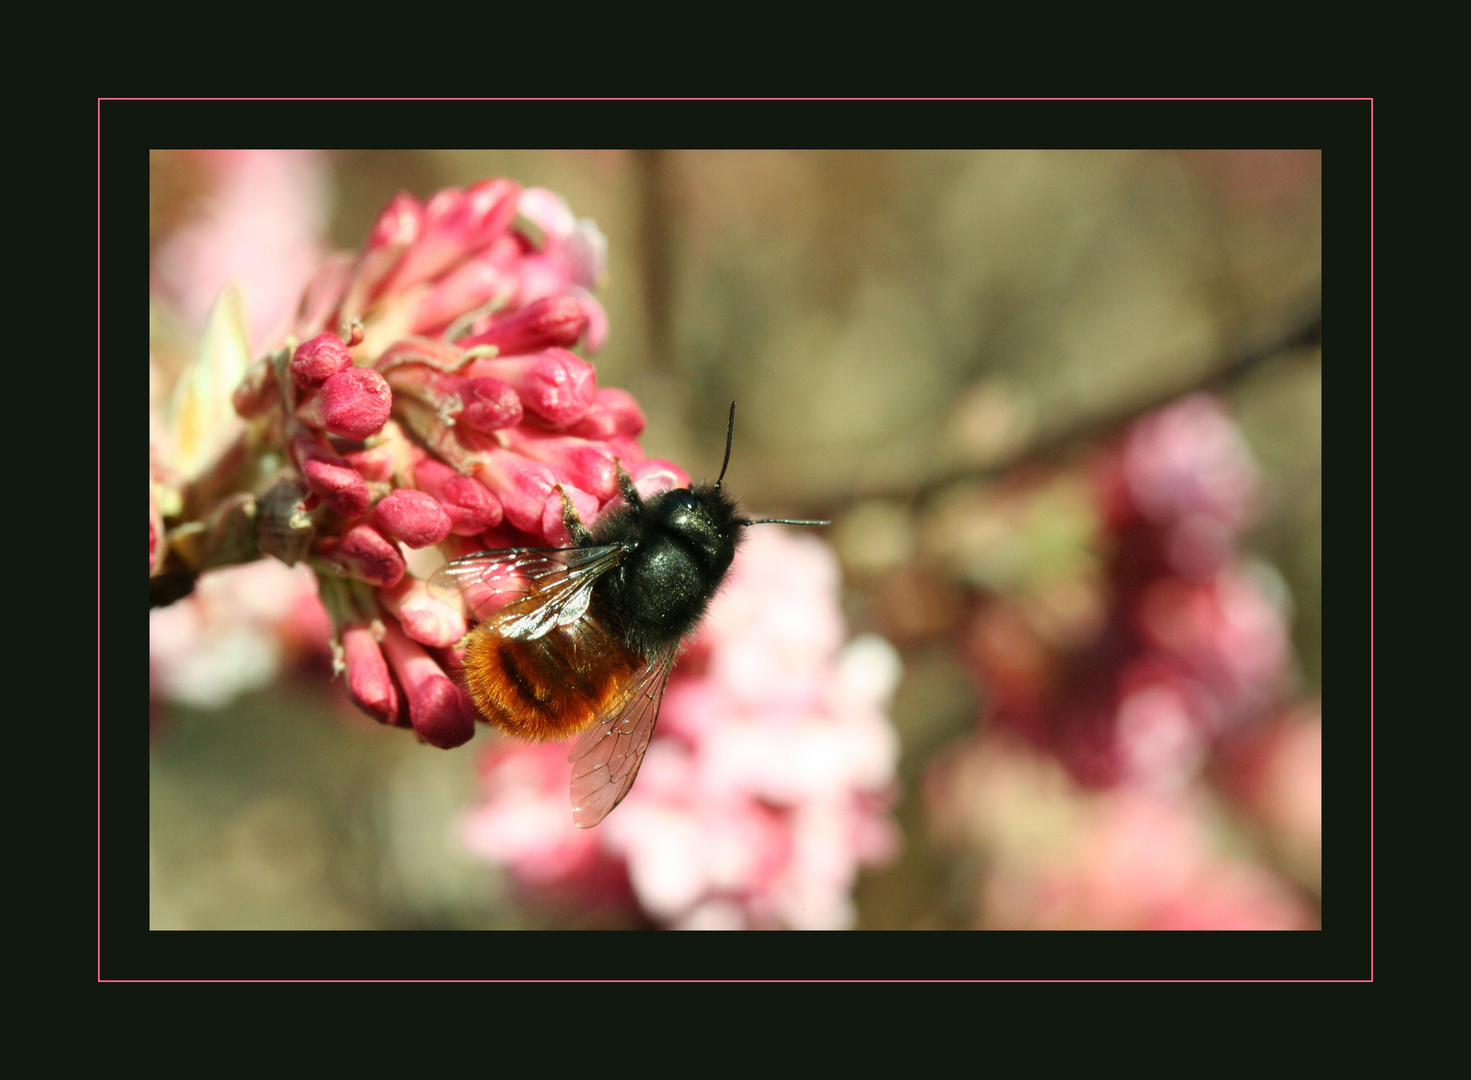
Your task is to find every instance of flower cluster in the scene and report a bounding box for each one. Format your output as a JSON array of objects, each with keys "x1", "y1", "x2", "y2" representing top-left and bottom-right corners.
[
  {"x1": 965, "y1": 394, "x2": 1291, "y2": 789},
  {"x1": 462, "y1": 527, "x2": 903, "y2": 929},
  {"x1": 151, "y1": 179, "x2": 687, "y2": 748}
]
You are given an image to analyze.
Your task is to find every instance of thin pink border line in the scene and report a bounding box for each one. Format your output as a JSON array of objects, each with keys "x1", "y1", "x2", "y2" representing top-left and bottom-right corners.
[
  {"x1": 96, "y1": 99, "x2": 103, "y2": 982},
  {"x1": 98, "y1": 96, "x2": 1375, "y2": 103},
  {"x1": 1359, "y1": 101, "x2": 1370, "y2": 982}
]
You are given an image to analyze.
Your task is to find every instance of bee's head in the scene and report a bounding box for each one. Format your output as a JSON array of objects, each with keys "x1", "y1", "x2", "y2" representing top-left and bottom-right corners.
[
  {"x1": 648, "y1": 483, "x2": 744, "y2": 576},
  {"x1": 645, "y1": 403, "x2": 828, "y2": 569}
]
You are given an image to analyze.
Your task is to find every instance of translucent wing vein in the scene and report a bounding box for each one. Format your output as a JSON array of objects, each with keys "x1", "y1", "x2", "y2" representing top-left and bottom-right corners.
[
  {"x1": 567, "y1": 647, "x2": 679, "y2": 828},
  {"x1": 427, "y1": 545, "x2": 625, "y2": 638}
]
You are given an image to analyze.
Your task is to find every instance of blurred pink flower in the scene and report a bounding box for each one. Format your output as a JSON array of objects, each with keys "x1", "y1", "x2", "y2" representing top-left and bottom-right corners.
[
  {"x1": 1181, "y1": 150, "x2": 1322, "y2": 215},
  {"x1": 462, "y1": 527, "x2": 903, "y2": 929},
  {"x1": 1215, "y1": 701, "x2": 1322, "y2": 894},
  {"x1": 149, "y1": 559, "x2": 329, "y2": 710},
  {"x1": 152, "y1": 150, "x2": 331, "y2": 354},
  {"x1": 926, "y1": 735, "x2": 1316, "y2": 930},
  {"x1": 1024, "y1": 788, "x2": 1315, "y2": 930},
  {"x1": 967, "y1": 394, "x2": 1291, "y2": 790}
]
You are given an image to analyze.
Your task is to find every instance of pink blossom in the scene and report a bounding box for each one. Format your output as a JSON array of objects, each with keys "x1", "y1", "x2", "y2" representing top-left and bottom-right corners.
[
  {"x1": 1122, "y1": 395, "x2": 1257, "y2": 529},
  {"x1": 462, "y1": 527, "x2": 903, "y2": 929},
  {"x1": 462, "y1": 742, "x2": 610, "y2": 886}
]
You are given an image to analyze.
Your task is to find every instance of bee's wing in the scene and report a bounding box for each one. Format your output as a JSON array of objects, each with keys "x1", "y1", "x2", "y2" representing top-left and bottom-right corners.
[
  {"x1": 427, "y1": 545, "x2": 626, "y2": 639},
  {"x1": 566, "y1": 645, "x2": 679, "y2": 828}
]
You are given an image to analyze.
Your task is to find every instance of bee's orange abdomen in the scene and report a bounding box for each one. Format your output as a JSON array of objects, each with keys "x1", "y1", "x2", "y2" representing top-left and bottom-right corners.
[{"x1": 460, "y1": 622, "x2": 643, "y2": 742}]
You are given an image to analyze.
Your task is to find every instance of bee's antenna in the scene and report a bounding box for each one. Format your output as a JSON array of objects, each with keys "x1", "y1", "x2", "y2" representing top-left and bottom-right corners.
[
  {"x1": 715, "y1": 401, "x2": 737, "y2": 491},
  {"x1": 739, "y1": 518, "x2": 832, "y2": 527}
]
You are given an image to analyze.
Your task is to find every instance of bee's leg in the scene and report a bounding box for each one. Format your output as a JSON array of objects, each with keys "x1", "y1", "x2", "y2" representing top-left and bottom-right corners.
[
  {"x1": 614, "y1": 460, "x2": 644, "y2": 513},
  {"x1": 556, "y1": 485, "x2": 596, "y2": 546}
]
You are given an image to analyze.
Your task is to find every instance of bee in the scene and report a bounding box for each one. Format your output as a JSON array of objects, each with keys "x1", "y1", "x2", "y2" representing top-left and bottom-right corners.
[{"x1": 429, "y1": 403, "x2": 829, "y2": 828}]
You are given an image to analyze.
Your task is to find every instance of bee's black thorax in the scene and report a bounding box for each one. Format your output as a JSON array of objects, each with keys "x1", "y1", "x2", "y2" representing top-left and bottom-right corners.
[{"x1": 591, "y1": 482, "x2": 743, "y2": 657}]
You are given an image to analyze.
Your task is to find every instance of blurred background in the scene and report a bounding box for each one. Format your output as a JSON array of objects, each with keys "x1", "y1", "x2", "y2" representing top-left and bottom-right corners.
[{"x1": 148, "y1": 149, "x2": 1322, "y2": 931}]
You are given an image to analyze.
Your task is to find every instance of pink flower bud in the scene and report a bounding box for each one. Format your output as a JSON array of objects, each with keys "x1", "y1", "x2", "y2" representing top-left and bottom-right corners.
[
  {"x1": 291, "y1": 332, "x2": 355, "y2": 390},
  {"x1": 379, "y1": 575, "x2": 468, "y2": 648},
  {"x1": 371, "y1": 193, "x2": 427, "y2": 249},
  {"x1": 565, "y1": 387, "x2": 646, "y2": 440},
  {"x1": 342, "y1": 445, "x2": 395, "y2": 484},
  {"x1": 451, "y1": 179, "x2": 524, "y2": 251},
  {"x1": 411, "y1": 256, "x2": 516, "y2": 336},
  {"x1": 1122, "y1": 395, "x2": 1257, "y2": 532},
  {"x1": 452, "y1": 376, "x2": 523, "y2": 434},
  {"x1": 606, "y1": 435, "x2": 646, "y2": 467},
  {"x1": 293, "y1": 251, "x2": 354, "y2": 340},
  {"x1": 517, "y1": 187, "x2": 576, "y2": 244},
  {"x1": 571, "y1": 288, "x2": 609, "y2": 355},
  {"x1": 306, "y1": 367, "x2": 393, "y2": 440},
  {"x1": 477, "y1": 231, "x2": 530, "y2": 275},
  {"x1": 379, "y1": 618, "x2": 476, "y2": 748},
  {"x1": 565, "y1": 220, "x2": 609, "y2": 289},
  {"x1": 473, "y1": 449, "x2": 561, "y2": 533},
  {"x1": 413, "y1": 458, "x2": 504, "y2": 535},
  {"x1": 381, "y1": 180, "x2": 521, "y2": 297},
  {"x1": 456, "y1": 295, "x2": 589, "y2": 355},
  {"x1": 294, "y1": 436, "x2": 372, "y2": 518},
  {"x1": 342, "y1": 623, "x2": 402, "y2": 726},
  {"x1": 512, "y1": 219, "x2": 606, "y2": 306},
  {"x1": 503, "y1": 426, "x2": 619, "y2": 500},
  {"x1": 376, "y1": 336, "x2": 467, "y2": 379},
  {"x1": 373, "y1": 488, "x2": 452, "y2": 548},
  {"x1": 231, "y1": 357, "x2": 280, "y2": 418},
  {"x1": 338, "y1": 193, "x2": 425, "y2": 321},
  {"x1": 542, "y1": 484, "x2": 601, "y2": 545},
  {"x1": 629, "y1": 459, "x2": 691, "y2": 502},
  {"x1": 324, "y1": 523, "x2": 406, "y2": 587},
  {"x1": 464, "y1": 348, "x2": 596, "y2": 427}
]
